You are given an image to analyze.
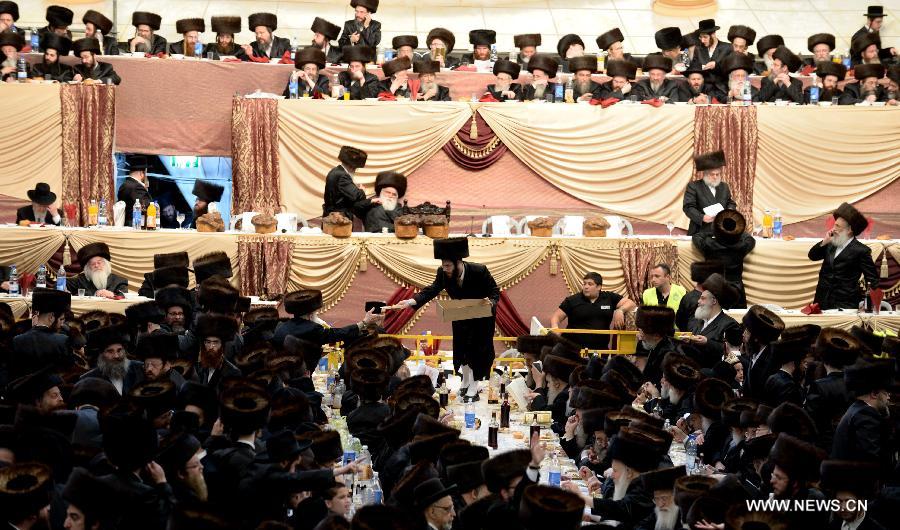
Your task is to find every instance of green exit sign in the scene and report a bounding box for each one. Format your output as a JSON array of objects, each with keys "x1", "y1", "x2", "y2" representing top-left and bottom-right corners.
[{"x1": 170, "y1": 156, "x2": 200, "y2": 168}]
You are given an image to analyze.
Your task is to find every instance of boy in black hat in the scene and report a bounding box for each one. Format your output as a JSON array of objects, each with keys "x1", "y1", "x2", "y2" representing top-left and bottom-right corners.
[
  {"x1": 243, "y1": 12, "x2": 291, "y2": 60},
  {"x1": 10, "y1": 288, "x2": 72, "y2": 379},
  {"x1": 82, "y1": 9, "x2": 118, "y2": 56},
  {"x1": 758, "y1": 46, "x2": 803, "y2": 103},
  {"x1": 118, "y1": 154, "x2": 153, "y2": 227},
  {"x1": 485, "y1": 59, "x2": 522, "y2": 101},
  {"x1": 808, "y1": 202, "x2": 879, "y2": 310},
  {"x1": 312, "y1": 17, "x2": 343, "y2": 63},
  {"x1": 37, "y1": 5, "x2": 73, "y2": 39},
  {"x1": 852, "y1": 5, "x2": 889, "y2": 44},
  {"x1": 364, "y1": 170, "x2": 407, "y2": 232},
  {"x1": 16, "y1": 182, "x2": 62, "y2": 225},
  {"x1": 206, "y1": 16, "x2": 246, "y2": 60},
  {"x1": 30, "y1": 33, "x2": 73, "y2": 82},
  {"x1": 189, "y1": 179, "x2": 224, "y2": 228},
  {"x1": 323, "y1": 145, "x2": 375, "y2": 221},
  {"x1": 72, "y1": 37, "x2": 121, "y2": 84},
  {"x1": 338, "y1": 45, "x2": 380, "y2": 99},
  {"x1": 129, "y1": 11, "x2": 167, "y2": 54},
  {"x1": 400, "y1": 238, "x2": 500, "y2": 401},
  {"x1": 339, "y1": 0, "x2": 382, "y2": 49},
  {"x1": 693, "y1": 19, "x2": 731, "y2": 75}
]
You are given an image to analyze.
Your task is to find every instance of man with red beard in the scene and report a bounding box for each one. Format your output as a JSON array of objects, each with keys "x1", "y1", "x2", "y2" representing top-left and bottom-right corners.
[
  {"x1": 190, "y1": 179, "x2": 225, "y2": 228},
  {"x1": 157, "y1": 433, "x2": 209, "y2": 503},
  {"x1": 191, "y1": 314, "x2": 241, "y2": 392}
]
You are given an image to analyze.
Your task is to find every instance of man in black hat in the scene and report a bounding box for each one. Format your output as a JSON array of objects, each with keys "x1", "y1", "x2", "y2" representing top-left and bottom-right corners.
[
  {"x1": 461, "y1": 29, "x2": 496, "y2": 65},
  {"x1": 0, "y1": 1, "x2": 20, "y2": 33},
  {"x1": 682, "y1": 62, "x2": 724, "y2": 104},
  {"x1": 820, "y1": 460, "x2": 887, "y2": 530},
  {"x1": 692, "y1": 19, "x2": 730, "y2": 77},
  {"x1": 274, "y1": 289, "x2": 379, "y2": 348},
  {"x1": 157, "y1": 286, "x2": 193, "y2": 334},
  {"x1": 421, "y1": 28, "x2": 458, "y2": 69},
  {"x1": 189, "y1": 179, "x2": 224, "y2": 228},
  {"x1": 633, "y1": 305, "x2": 678, "y2": 387},
  {"x1": 762, "y1": 331, "x2": 809, "y2": 407},
  {"x1": 740, "y1": 305, "x2": 785, "y2": 401},
  {"x1": 682, "y1": 150, "x2": 736, "y2": 236},
  {"x1": 845, "y1": 63, "x2": 889, "y2": 103},
  {"x1": 754, "y1": 34, "x2": 784, "y2": 75},
  {"x1": 6, "y1": 368, "x2": 66, "y2": 413},
  {"x1": 378, "y1": 55, "x2": 412, "y2": 96},
  {"x1": 804, "y1": 328, "x2": 859, "y2": 450},
  {"x1": 832, "y1": 358, "x2": 893, "y2": 464},
  {"x1": 721, "y1": 52, "x2": 759, "y2": 102},
  {"x1": 62, "y1": 467, "x2": 121, "y2": 529},
  {"x1": 135, "y1": 331, "x2": 187, "y2": 388},
  {"x1": 684, "y1": 273, "x2": 740, "y2": 368},
  {"x1": 82, "y1": 324, "x2": 144, "y2": 394},
  {"x1": 852, "y1": 5, "x2": 889, "y2": 44},
  {"x1": 205, "y1": 16, "x2": 245, "y2": 60},
  {"x1": 312, "y1": 17, "x2": 343, "y2": 64},
  {"x1": 768, "y1": 433, "x2": 827, "y2": 517},
  {"x1": 692, "y1": 209, "x2": 755, "y2": 308},
  {"x1": 597, "y1": 28, "x2": 633, "y2": 63},
  {"x1": 16, "y1": 182, "x2": 62, "y2": 225},
  {"x1": 486, "y1": 59, "x2": 522, "y2": 101},
  {"x1": 339, "y1": 0, "x2": 381, "y2": 49},
  {"x1": 0, "y1": 463, "x2": 53, "y2": 529},
  {"x1": 654, "y1": 27, "x2": 683, "y2": 64},
  {"x1": 414, "y1": 60, "x2": 451, "y2": 101},
  {"x1": 10, "y1": 288, "x2": 72, "y2": 378},
  {"x1": 243, "y1": 12, "x2": 291, "y2": 60},
  {"x1": 521, "y1": 53, "x2": 559, "y2": 101},
  {"x1": 597, "y1": 59, "x2": 638, "y2": 100},
  {"x1": 514, "y1": 34, "x2": 541, "y2": 66},
  {"x1": 68, "y1": 242, "x2": 128, "y2": 298},
  {"x1": 191, "y1": 314, "x2": 241, "y2": 391},
  {"x1": 758, "y1": 46, "x2": 803, "y2": 103},
  {"x1": 364, "y1": 171, "x2": 407, "y2": 232},
  {"x1": 129, "y1": 11, "x2": 167, "y2": 54},
  {"x1": 83, "y1": 9, "x2": 118, "y2": 56},
  {"x1": 323, "y1": 145, "x2": 374, "y2": 221},
  {"x1": 126, "y1": 300, "x2": 166, "y2": 342},
  {"x1": 72, "y1": 37, "x2": 121, "y2": 84},
  {"x1": 37, "y1": 5, "x2": 73, "y2": 39},
  {"x1": 633, "y1": 466, "x2": 687, "y2": 530},
  {"x1": 392, "y1": 34, "x2": 417, "y2": 61},
  {"x1": 634, "y1": 55, "x2": 689, "y2": 102},
  {"x1": 728, "y1": 25, "x2": 757, "y2": 58},
  {"x1": 416, "y1": 478, "x2": 457, "y2": 530},
  {"x1": 569, "y1": 56, "x2": 602, "y2": 101},
  {"x1": 808, "y1": 202, "x2": 879, "y2": 310},
  {"x1": 30, "y1": 33, "x2": 73, "y2": 82},
  {"x1": 676, "y1": 261, "x2": 720, "y2": 332},
  {"x1": 804, "y1": 61, "x2": 850, "y2": 104},
  {"x1": 138, "y1": 251, "x2": 190, "y2": 298},
  {"x1": 401, "y1": 238, "x2": 500, "y2": 401},
  {"x1": 338, "y1": 45, "x2": 380, "y2": 99},
  {"x1": 168, "y1": 18, "x2": 205, "y2": 56},
  {"x1": 803, "y1": 33, "x2": 836, "y2": 74},
  {"x1": 118, "y1": 154, "x2": 153, "y2": 227},
  {"x1": 556, "y1": 34, "x2": 585, "y2": 73},
  {"x1": 0, "y1": 30, "x2": 26, "y2": 81},
  {"x1": 286, "y1": 47, "x2": 331, "y2": 98},
  {"x1": 156, "y1": 433, "x2": 208, "y2": 503},
  {"x1": 551, "y1": 271, "x2": 635, "y2": 352}
]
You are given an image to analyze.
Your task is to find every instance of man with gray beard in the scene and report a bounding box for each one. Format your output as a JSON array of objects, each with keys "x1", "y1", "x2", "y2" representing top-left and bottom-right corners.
[
  {"x1": 641, "y1": 352, "x2": 703, "y2": 424},
  {"x1": 80, "y1": 324, "x2": 144, "y2": 395},
  {"x1": 634, "y1": 55, "x2": 689, "y2": 103},
  {"x1": 682, "y1": 150, "x2": 736, "y2": 236},
  {"x1": 568, "y1": 56, "x2": 602, "y2": 101},
  {"x1": 413, "y1": 60, "x2": 451, "y2": 101},
  {"x1": 721, "y1": 52, "x2": 759, "y2": 103},
  {"x1": 685, "y1": 273, "x2": 740, "y2": 368},
  {"x1": 808, "y1": 202, "x2": 879, "y2": 310},
  {"x1": 67, "y1": 242, "x2": 129, "y2": 299},
  {"x1": 485, "y1": 59, "x2": 523, "y2": 101},
  {"x1": 634, "y1": 466, "x2": 686, "y2": 530},
  {"x1": 364, "y1": 171, "x2": 407, "y2": 232},
  {"x1": 520, "y1": 54, "x2": 559, "y2": 101}
]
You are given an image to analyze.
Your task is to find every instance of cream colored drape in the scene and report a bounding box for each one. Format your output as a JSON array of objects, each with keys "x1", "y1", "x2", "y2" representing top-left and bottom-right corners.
[
  {"x1": 6, "y1": 295, "x2": 143, "y2": 318},
  {"x1": 285, "y1": 237, "x2": 364, "y2": 311},
  {"x1": 0, "y1": 228, "x2": 66, "y2": 274},
  {"x1": 478, "y1": 103, "x2": 695, "y2": 227},
  {"x1": 277, "y1": 101, "x2": 472, "y2": 220},
  {"x1": 0, "y1": 84, "x2": 62, "y2": 200},
  {"x1": 754, "y1": 106, "x2": 900, "y2": 225},
  {"x1": 555, "y1": 238, "x2": 627, "y2": 296}
]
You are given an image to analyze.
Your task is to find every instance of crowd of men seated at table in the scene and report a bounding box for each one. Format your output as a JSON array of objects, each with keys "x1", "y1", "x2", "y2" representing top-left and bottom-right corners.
[{"x1": 1, "y1": 2, "x2": 899, "y2": 104}]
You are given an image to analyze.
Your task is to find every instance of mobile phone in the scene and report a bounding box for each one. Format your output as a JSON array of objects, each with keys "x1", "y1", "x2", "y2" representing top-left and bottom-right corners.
[
  {"x1": 532, "y1": 361, "x2": 543, "y2": 373},
  {"x1": 365, "y1": 301, "x2": 386, "y2": 314}
]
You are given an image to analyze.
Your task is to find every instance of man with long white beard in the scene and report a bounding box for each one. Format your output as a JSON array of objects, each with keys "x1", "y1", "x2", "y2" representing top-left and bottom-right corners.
[
  {"x1": 158, "y1": 433, "x2": 209, "y2": 503},
  {"x1": 364, "y1": 171, "x2": 407, "y2": 232},
  {"x1": 81, "y1": 324, "x2": 144, "y2": 395},
  {"x1": 521, "y1": 54, "x2": 559, "y2": 102},
  {"x1": 191, "y1": 314, "x2": 241, "y2": 392},
  {"x1": 568, "y1": 56, "x2": 602, "y2": 101},
  {"x1": 413, "y1": 60, "x2": 451, "y2": 101},
  {"x1": 242, "y1": 12, "x2": 291, "y2": 61},
  {"x1": 685, "y1": 273, "x2": 740, "y2": 368},
  {"x1": 485, "y1": 59, "x2": 522, "y2": 101},
  {"x1": 635, "y1": 55, "x2": 689, "y2": 102},
  {"x1": 682, "y1": 150, "x2": 737, "y2": 236},
  {"x1": 0, "y1": 28, "x2": 25, "y2": 81},
  {"x1": 633, "y1": 466, "x2": 686, "y2": 530},
  {"x1": 753, "y1": 34, "x2": 784, "y2": 75},
  {"x1": 808, "y1": 202, "x2": 879, "y2": 310},
  {"x1": 68, "y1": 242, "x2": 129, "y2": 298},
  {"x1": 311, "y1": 17, "x2": 343, "y2": 64},
  {"x1": 528, "y1": 354, "x2": 582, "y2": 430},
  {"x1": 720, "y1": 52, "x2": 758, "y2": 103},
  {"x1": 641, "y1": 352, "x2": 702, "y2": 424},
  {"x1": 758, "y1": 45, "x2": 803, "y2": 103}
]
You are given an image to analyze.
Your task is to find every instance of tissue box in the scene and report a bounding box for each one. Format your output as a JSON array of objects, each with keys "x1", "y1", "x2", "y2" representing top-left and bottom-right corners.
[{"x1": 436, "y1": 298, "x2": 493, "y2": 322}]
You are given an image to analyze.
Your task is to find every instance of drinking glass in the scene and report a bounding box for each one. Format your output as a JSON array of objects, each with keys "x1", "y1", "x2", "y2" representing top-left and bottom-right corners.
[
  {"x1": 176, "y1": 212, "x2": 185, "y2": 229},
  {"x1": 666, "y1": 221, "x2": 675, "y2": 237},
  {"x1": 77, "y1": 289, "x2": 86, "y2": 297}
]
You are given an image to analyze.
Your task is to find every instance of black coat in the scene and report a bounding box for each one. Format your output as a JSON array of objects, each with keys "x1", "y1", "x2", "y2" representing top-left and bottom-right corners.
[
  {"x1": 324, "y1": 45, "x2": 342, "y2": 64},
  {"x1": 377, "y1": 78, "x2": 411, "y2": 97},
  {"x1": 591, "y1": 476, "x2": 654, "y2": 528},
  {"x1": 99, "y1": 469, "x2": 174, "y2": 530},
  {"x1": 284, "y1": 73, "x2": 330, "y2": 98},
  {"x1": 30, "y1": 61, "x2": 72, "y2": 82},
  {"x1": 758, "y1": 76, "x2": 804, "y2": 103},
  {"x1": 686, "y1": 82, "x2": 726, "y2": 103},
  {"x1": 337, "y1": 70, "x2": 380, "y2": 100},
  {"x1": 129, "y1": 34, "x2": 168, "y2": 55},
  {"x1": 272, "y1": 318, "x2": 362, "y2": 349},
  {"x1": 190, "y1": 359, "x2": 242, "y2": 394},
  {"x1": 322, "y1": 164, "x2": 370, "y2": 220},
  {"x1": 67, "y1": 272, "x2": 129, "y2": 297},
  {"x1": 573, "y1": 80, "x2": 603, "y2": 100},
  {"x1": 485, "y1": 83, "x2": 522, "y2": 101},
  {"x1": 347, "y1": 401, "x2": 390, "y2": 456},
  {"x1": 73, "y1": 62, "x2": 121, "y2": 85},
  {"x1": 205, "y1": 442, "x2": 258, "y2": 514},
  {"x1": 203, "y1": 42, "x2": 248, "y2": 61},
  {"x1": 250, "y1": 36, "x2": 292, "y2": 60},
  {"x1": 413, "y1": 262, "x2": 500, "y2": 380},
  {"x1": 682, "y1": 180, "x2": 737, "y2": 235},
  {"x1": 804, "y1": 371, "x2": 852, "y2": 450},
  {"x1": 117, "y1": 177, "x2": 153, "y2": 227},
  {"x1": 700, "y1": 421, "x2": 729, "y2": 465},
  {"x1": 676, "y1": 289, "x2": 700, "y2": 332},
  {"x1": 338, "y1": 19, "x2": 382, "y2": 49},
  {"x1": 686, "y1": 311, "x2": 739, "y2": 368},
  {"x1": 692, "y1": 232, "x2": 756, "y2": 308},
  {"x1": 809, "y1": 238, "x2": 879, "y2": 310},
  {"x1": 10, "y1": 327, "x2": 72, "y2": 380},
  {"x1": 419, "y1": 85, "x2": 451, "y2": 101},
  {"x1": 842, "y1": 82, "x2": 889, "y2": 104},
  {"x1": 763, "y1": 369, "x2": 803, "y2": 407},
  {"x1": 831, "y1": 399, "x2": 890, "y2": 464},
  {"x1": 100, "y1": 35, "x2": 119, "y2": 55},
  {"x1": 638, "y1": 335, "x2": 677, "y2": 387},
  {"x1": 742, "y1": 345, "x2": 779, "y2": 401},
  {"x1": 633, "y1": 78, "x2": 690, "y2": 102},
  {"x1": 15, "y1": 205, "x2": 62, "y2": 225},
  {"x1": 596, "y1": 80, "x2": 635, "y2": 100},
  {"x1": 520, "y1": 82, "x2": 559, "y2": 101},
  {"x1": 80, "y1": 360, "x2": 145, "y2": 395},
  {"x1": 528, "y1": 386, "x2": 569, "y2": 433},
  {"x1": 364, "y1": 204, "x2": 399, "y2": 232}
]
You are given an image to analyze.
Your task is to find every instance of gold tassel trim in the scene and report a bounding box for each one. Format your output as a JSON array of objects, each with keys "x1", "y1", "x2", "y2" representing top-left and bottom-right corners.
[
  {"x1": 469, "y1": 111, "x2": 478, "y2": 140},
  {"x1": 359, "y1": 246, "x2": 368, "y2": 272},
  {"x1": 881, "y1": 246, "x2": 889, "y2": 279},
  {"x1": 62, "y1": 238, "x2": 71, "y2": 266},
  {"x1": 451, "y1": 135, "x2": 501, "y2": 159}
]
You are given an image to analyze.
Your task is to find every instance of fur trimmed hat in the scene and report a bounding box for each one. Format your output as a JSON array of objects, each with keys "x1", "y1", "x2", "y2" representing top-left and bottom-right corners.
[
  {"x1": 568, "y1": 55, "x2": 597, "y2": 74},
  {"x1": 635, "y1": 305, "x2": 675, "y2": 337},
  {"x1": 556, "y1": 34, "x2": 584, "y2": 57},
  {"x1": 382, "y1": 56, "x2": 411, "y2": 77},
  {"x1": 772, "y1": 45, "x2": 801, "y2": 73},
  {"x1": 807, "y1": 32, "x2": 835, "y2": 52},
  {"x1": 655, "y1": 27, "x2": 682, "y2": 50},
  {"x1": 757, "y1": 34, "x2": 784, "y2": 56},
  {"x1": 426, "y1": 28, "x2": 455, "y2": 53},
  {"x1": 295, "y1": 46, "x2": 327, "y2": 69},
  {"x1": 211, "y1": 16, "x2": 241, "y2": 35},
  {"x1": 77, "y1": 242, "x2": 111, "y2": 266},
  {"x1": 526, "y1": 53, "x2": 559, "y2": 76},
  {"x1": 481, "y1": 450, "x2": 531, "y2": 493},
  {"x1": 31, "y1": 288, "x2": 71, "y2": 315},
  {"x1": 338, "y1": 145, "x2": 368, "y2": 169},
  {"x1": 493, "y1": 59, "x2": 521, "y2": 78},
  {"x1": 832, "y1": 202, "x2": 868, "y2": 236},
  {"x1": 392, "y1": 35, "x2": 418, "y2": 50},
  {"x1": 341, "y1": 45, "x2": 374, "y2": 64},
  {"x1": 132, "y1": 11, "x2": 162, "y2": 31},
  {"x1": 694, "y1": 377, "x2": 734, "y2": 419},
  {"x1": 662, "y1": 352, "x2": 703, "y2": 391},
  {"x1": 641, "y1": 465, "x2": 687, "y2": 492},
  {"x1": 690, "y1": 260, "x2": 724, "y2": 283},
  {"x1": 596, "y1": 28, "x2": 624, "y2": 51},
  {"x1": 175, "y1": 18, "x2": 205, "y2": 34},
  {"x1": 693, "y1": 150, "x2": 726, "y2": 171},
  {"x1": 514, "y1": 34, "x2": 541, "y2": 49},
  {"x1": 248, "y1": 12, "x2": 277, "y2": 32},
  {"x1": 469, "y1": 29, "x2": 496, "y2": 47},
  {"x1": 606, "y1": 60, "x2": 638, "y2": 80},
  {"x1": 769, "y1": 432, "x2": 825, "y2": 481},
  {"x1": 518, "y1": 485, "x2": 584, "y2": 530},
  {"x1": 284, "y1": 290, "x2": 324, "y2": 316},
  {"x1": 193, "y1": 251, "x2": 232, "y2": 283},
  {"x1": 195, "y1": 314, "x2": 238, "y2": 341},
  {"x1": 713, "y1": 209, "x2": 746, "y2": 245},
  {"x1": 311, "y1": 17, "x2": 340, "y2": 41},
  {"x1": 643, "y1": 54, "x2": 672, "y2": 72},
  {"x1": 728, "y1": 25, "x2": 757, "y2": 45},
  {"x1": 433, "y1": 237, "x2": 468, "y2": 261},
  {"x1": 742, "y1": 305, "x2": 785, "y2": 344}
]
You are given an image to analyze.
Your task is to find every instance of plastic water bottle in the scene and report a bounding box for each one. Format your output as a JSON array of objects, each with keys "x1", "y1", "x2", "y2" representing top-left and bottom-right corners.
[
  {"x1": 98, "y1": 199, "x2": 107, "y2": 226},
  {"x1": 16, "y1": 56, "x2": 26, "y2": 81},
  {"x1": 564, "y1": 76, "x2": 574, "y2": 103},
  {"x1": 371, "y1": 472, "x2": 383, "y2": 504},
  {"x1": 842, "y1": 51, "x2": 851, "y2": 70},
  {"x1": 333, "y1": 377, "x2": 345, "y2": 411},
  {"x1": 773, "y1": 210, "x2": 783, "y2": 239},
  {"x1": 289, "y1": 77, "x2": 299, "y2": 99},
  {"x1": 8, "y1": 265, "x2": 18, "y2": 295},
  {"x1": 194, "y1": 41, "x2": 203, "y2": 57},
  {"x1": 30, "y1": 28, "x2": 39, "y2": 52},
  {"x1": 663, "y1": 418, "x2": 672, "y2": 432},
  {"x1": 343, "y1": 436, "x2": 357, "y2": 465},
  {"x1": 490, "y1": 44, "x2": 498, "y2": 62},
  {"x1": 809, "y1": 73, "x2": 819, "y2": 105},
  {"x1": 681, "y1": 49, "x2": 689, "y2": 68},
  {"x1": 554, "y1": 82, "x2": 564, "y2": 103},
  {"x1": 465, "y1": 402, "x2": 475, "y2": 429},
  {"x1": 548, "y1": 452, "x2": 561, "y2": 487},
  {"x1": 56, "y1": 265, "x2": 66, "y2": 291},
  {"x1": 154, "y1": 202, "x2": 161, "y2": 228},
  {"x1": 742, "y1": 80, "x2": 751, "y2": 106},
  {"x1": 290, "y1": 37, "x2": 298, "y2": 61},
  {"x1": 685, "y1": 433, "x2": 699, "y2": 475},
  {"x1": 132, "y1": 201, "x2": 142, "y2": 228},
  {"x1": 36, "y1": 264, "x2": 47, "y2": 288}
]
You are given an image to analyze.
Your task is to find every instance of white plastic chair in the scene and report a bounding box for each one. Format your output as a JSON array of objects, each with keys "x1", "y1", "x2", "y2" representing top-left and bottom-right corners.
[
  {"x1": 554, "y1": 216, "x2": 585, "y2": 237},
  {"x1": 481, "y1": 215, "x2": 518, "y2": 236},
  {"x1": 518, "y1": 215, "x2": 541, "y2": 236},
  {"x1": 602, "y1": 215, "x2": 634, "y2": 237},
  {"x1": 230, "y1": 212, "x2": 258, "y2": 232}
]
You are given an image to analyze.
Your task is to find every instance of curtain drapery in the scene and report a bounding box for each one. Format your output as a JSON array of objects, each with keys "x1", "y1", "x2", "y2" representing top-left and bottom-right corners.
[
  {"x1": 60, "y1": 85, "x2": 116, "y2": 226},
  {"x1": 618, "y1": 239, "x2": 679, "y2": 302},
  {"x1": 495, "y1": 290, "x2": 529, "y2": 338},
  {"x1": 237, "y1": 236, "x2": 267, "y2": 296},
  {"x1": 693, "y1": 106, "x2": 757, "y2": 226},
  {"x1": 0, "y1": 84, "x2": 62, "y2": 202},
  {"x1": 285, "y1": 237, "x2": 364, "y2": 310},
  {"x1": 441, "y1": 109, "x2": 507, "y2": 171},
  {"x1": 383, "y1": 286, "x2": 418, "y2": 334},
  {"x1": 555, "y1": 238, "x2": 626, "y2": 295},
  {"x1": 277, "y1": 100, "x2": 472, "y2": 220},
  {"x1": 232, "y1": 98, "x2": 282, "y2": 217}
]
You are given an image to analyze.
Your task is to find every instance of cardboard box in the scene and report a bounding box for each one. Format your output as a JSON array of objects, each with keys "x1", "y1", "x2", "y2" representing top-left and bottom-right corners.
[{"x1": 436, "y1": 298, "x2": 493, "y2": 322}]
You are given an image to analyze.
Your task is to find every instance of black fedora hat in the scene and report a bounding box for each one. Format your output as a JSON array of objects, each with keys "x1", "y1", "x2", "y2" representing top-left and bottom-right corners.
[
  {"x1": 26, "y1": 182, "x2": 56, "y2": 205},
  {"x1": 698, "y1": 19, "x2": 720, "y2": 34},
  {"x1": 257, "y1": 429, "x2": 309, "y2": 462},
  {"x1": 865, "y1": 5, "x2": 886, "y2": 17},
  {"x1": 414, "y1": 477, "x2": 457, "y2": 509}
]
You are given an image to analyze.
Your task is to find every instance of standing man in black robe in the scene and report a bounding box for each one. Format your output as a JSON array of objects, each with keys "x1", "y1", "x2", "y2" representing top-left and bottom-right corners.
[
  {"x1": 16, "y1": 183, "x2": 62, "y2": 225},
  {"x1": 832, "y1": 358, "x2": 894, "y2": 466},
  {"x1": 808, "y1": 202, "x2": 879, "y2": 310},
  {"x1": 692, "y1": 209, "x2": 756, "y2": 308},
  {"x1": 10, "y1": 288, "x2": 72, "y2": 379},
  {"x1": 312, "y1": 17, "x2": 343, "y2": 64},
  {"x1": 323, "y1": 146, "x2": 376, "y2": 222},
  {"x1": 804, "y1": 328, "x2": 859, "y2": 450},
  {"x1": 339, "y1": 0, "x2": 381, "y2": 50},
  {"x1": 682, "y1": 150, "x2": 736, "y2": 235},
  {"x1": 82, "y1": 10, "x2": 118, "y2": 55},
  {"x1": 400, "y1": 238, "x2": 500, "y2": 402},
  {"x1": 118, "y1": 155, "x2": 152, "y2": 227},
  {"x1": 692, "y1": 19, "x2": 731, "y2": 86},
  {"x1": 243, "y1": 12, "x2": 290, "y2": 61},
  {"x1": 364, "y1": 171, "x2": 406, "y2": 232}
]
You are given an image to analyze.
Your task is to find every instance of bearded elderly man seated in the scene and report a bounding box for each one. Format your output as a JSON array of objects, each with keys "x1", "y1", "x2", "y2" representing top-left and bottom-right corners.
[
  {"x1": 67, "y1": 242, "x2": 128, "y2": 299},
  {"x1": 364, "y1": 171, "x2": 407, "y2": 232}
]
